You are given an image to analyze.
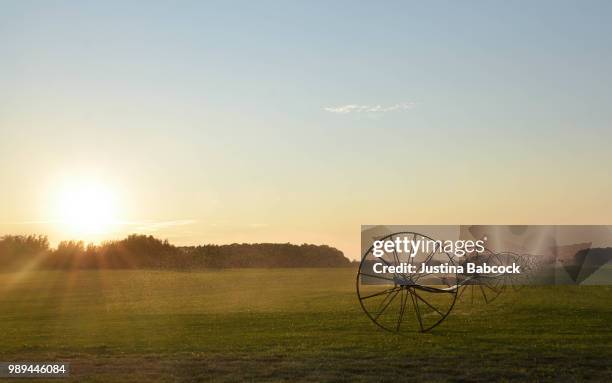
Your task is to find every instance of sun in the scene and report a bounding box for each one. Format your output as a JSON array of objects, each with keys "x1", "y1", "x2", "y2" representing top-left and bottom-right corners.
[{"x1": 55, "y1": 181, "x2": 118, "y2": 236}]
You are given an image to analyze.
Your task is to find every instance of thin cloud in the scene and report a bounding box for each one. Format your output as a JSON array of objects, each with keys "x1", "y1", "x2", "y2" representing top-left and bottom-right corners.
[
  {"x1": 248, "y1": 223, "x2": 269, "y2": 228},
  {"x1": 0, "y1": 219, "x2": 197, "y2": 229},
  {"x1": 0, "y1": 220, "x2": 57, "y2": 225},
  {"x1": 127, "y1": 219, "x2": 197, "y2": 233},
  {"x1": 207, "y1": 222, "x2": 269, "y2": 229},
  {"x1": 324, "y1": 102, "x2": 416, "y2": 114}
]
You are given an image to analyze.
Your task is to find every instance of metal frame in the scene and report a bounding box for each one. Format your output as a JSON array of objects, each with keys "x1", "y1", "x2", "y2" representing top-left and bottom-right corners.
[{"x1": 356, "y1": 231, "x2": 533, "y2": 333}]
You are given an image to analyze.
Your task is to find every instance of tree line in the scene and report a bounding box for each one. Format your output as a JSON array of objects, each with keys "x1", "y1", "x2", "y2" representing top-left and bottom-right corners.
[{"x1": 0, "y1": 234, "x2": 354, "y2": 270}]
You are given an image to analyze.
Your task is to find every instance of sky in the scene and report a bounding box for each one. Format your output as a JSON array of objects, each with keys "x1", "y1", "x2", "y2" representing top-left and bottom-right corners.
[{"x1": 1, "y1": 1, "x2": 612, "y2": 259}]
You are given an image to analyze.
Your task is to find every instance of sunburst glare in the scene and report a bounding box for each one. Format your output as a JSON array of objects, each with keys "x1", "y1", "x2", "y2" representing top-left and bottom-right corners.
[{"x1": 54, "y1": 180, "x2": 118, "y2": 236}]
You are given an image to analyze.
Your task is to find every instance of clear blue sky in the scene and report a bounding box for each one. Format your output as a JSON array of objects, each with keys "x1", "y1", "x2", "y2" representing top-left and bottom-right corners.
[{"x1": 1, "y1": 1, "x2": 611, "y2": 258}]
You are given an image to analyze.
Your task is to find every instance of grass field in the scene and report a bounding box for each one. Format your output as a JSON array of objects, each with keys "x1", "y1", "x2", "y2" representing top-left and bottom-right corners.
[{"x1": 0, "y1": 269, "x2": 611, "y2": 382}]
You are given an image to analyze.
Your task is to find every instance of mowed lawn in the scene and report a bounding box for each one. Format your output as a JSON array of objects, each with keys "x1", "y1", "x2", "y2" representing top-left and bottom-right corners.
[{"x1": 0, "y1": 269, "x2": 610, "y2": 382}]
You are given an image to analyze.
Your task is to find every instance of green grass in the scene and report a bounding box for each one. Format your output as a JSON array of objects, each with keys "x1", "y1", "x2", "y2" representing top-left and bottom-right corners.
[{"x1": 0, "y1": 269, "x2": 610, "y2": 382}]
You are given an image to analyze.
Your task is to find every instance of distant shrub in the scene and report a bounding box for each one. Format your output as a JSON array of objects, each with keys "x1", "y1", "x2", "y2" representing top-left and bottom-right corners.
[
  {"x1": 181, "y1": 243, "x2": 352, "y2": 268},
  {"x1": 0, "y1": 234, "x2": 352, "y2": 270},
  {"x1": 0, "y1": 235, "x2": 50, "y2": 270}
]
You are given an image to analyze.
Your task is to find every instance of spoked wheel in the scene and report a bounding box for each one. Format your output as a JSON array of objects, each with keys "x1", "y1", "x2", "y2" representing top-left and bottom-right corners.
[
  {"x1": 457, "y1": 249, "x2": 505, "y2": 304},
  {"x1": 497, "y1": 252, "x2": 525, "y2": 291},
  {"x1": 510, "y1": 253, "x2": 535, "y2": 290},
  {"x1": 356, "y1": 232, "x2": 459, "y2": 333}
]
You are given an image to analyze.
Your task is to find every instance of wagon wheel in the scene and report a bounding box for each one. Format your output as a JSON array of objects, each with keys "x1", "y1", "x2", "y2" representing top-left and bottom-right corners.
[
  {"x1": 512, "y1": 253, "x2": 535, "y2": 289},
  {"x1": 457, "y1": 249, "x2": 505, "y2": 304},
  {"x1": 496, "y1": 252, "x2": 525, "y2": 291},
  {"x1": 356, "y1": 232, "x2": 459, "y2": 333}
]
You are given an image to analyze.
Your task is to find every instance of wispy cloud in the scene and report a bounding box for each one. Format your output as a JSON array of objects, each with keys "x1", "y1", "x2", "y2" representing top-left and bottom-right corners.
[
  {"x1": 1, "y1": 219, "x2": 198, "y2": 231},
  {"x1": 248, "y1": 223, "x2": 269, "y2": 228},
  {"x1": 0, "y1": 220, "x2": 57, "y2": 225},
  {"x1": 207, "y1": 222, "x2": 269, "y2": 229},
  {"x1": 124, "y1": 219, "x2": 197, "y2": 233},
  {"x1": 324, "y1": 102, "x2": 416, "y2": 114}
]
